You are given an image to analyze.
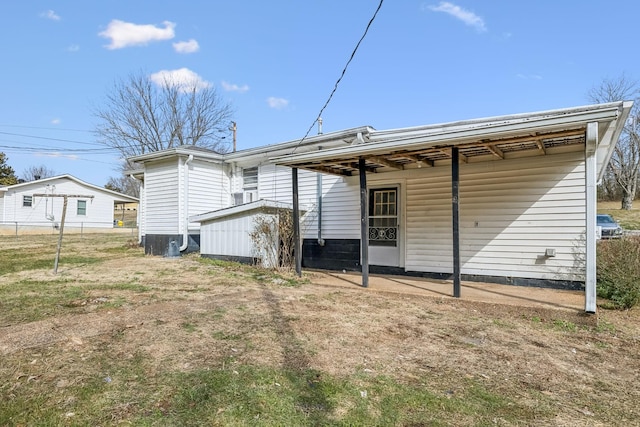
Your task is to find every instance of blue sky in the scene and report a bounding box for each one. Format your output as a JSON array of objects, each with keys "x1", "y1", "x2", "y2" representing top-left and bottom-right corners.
[{"x1": 1, "y1": 1, "x2": 639, "y2": 186}]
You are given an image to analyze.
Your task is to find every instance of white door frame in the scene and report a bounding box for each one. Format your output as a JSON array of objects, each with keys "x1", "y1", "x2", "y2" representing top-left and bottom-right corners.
[{"x1": 368, "y1": 181, "x2": 405, "y2": 268}]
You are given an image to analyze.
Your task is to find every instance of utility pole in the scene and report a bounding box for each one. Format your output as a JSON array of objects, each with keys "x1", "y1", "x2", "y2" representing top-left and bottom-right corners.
[
  {"x1": 33, "y1": 193, "x2": 94, "y2": 274},
  {"x1": 230, "y1": 121, "x2": 237, "y2": 152}
]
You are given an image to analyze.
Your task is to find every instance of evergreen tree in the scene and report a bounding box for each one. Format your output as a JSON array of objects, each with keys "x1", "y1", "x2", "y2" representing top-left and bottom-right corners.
[{"x1": 0, "y1": 152, "x2": 18, "y2": 185}]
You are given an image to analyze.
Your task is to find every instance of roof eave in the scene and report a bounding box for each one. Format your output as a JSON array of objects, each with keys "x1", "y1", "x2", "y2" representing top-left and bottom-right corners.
[{"x1": 271, "y1": 103, "x2": 626, "y2": 166}]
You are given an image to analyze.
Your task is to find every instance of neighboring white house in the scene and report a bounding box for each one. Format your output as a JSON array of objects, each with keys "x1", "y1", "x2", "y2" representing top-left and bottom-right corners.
[
  {"x1": 0, "y1": 175, "x2": 139, "y2": 233},
  {"x1": 128, "y1": 102, "x2": 632, "y2": 311}
]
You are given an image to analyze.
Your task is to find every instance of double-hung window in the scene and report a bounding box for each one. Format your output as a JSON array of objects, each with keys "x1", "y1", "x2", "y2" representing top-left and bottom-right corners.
[{"x1": 77, "y1": 200, "x2": 87, "y2": 216}]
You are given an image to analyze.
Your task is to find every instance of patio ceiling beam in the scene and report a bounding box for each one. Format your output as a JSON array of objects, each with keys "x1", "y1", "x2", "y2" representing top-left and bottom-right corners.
[
  {"x1": 458, "y1": 128, "x2": 585, "y2": 148},
  {"x1": 398, "y1": 154, "x2": 435, "y2": 167},
  {"x1": 366, "y1": 155, "x2": 404, "y2": 170},
  {"x1": 309, "y1": 164, "x2": 353, "y2": 176},
  {"x1": 535, "y1": 139, "x2": 547, "y2": 154},
  {"x1": 484, "y1": 143, "x2": 505, "y2": 159},
  {"x1": 348, "y1": 162, "x2": 377, "y2": 173}
]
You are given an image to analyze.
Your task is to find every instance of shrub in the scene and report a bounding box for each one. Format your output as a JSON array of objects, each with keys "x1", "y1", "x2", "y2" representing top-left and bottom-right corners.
[{"x1": 597, "y1": 235, "x2": 640, "y2": 309}]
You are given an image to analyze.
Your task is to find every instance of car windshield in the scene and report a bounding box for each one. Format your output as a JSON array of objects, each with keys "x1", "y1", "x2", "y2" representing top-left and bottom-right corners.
[{"x1": 597, "y1": 215, "x2": 615, "y2": 224}]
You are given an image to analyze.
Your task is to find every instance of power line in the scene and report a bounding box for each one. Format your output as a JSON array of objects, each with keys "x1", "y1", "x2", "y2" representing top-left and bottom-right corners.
[
  {"x1": 292, "y1": 0, "x2": 384, "y2": 153},
  {"x1": 0, "y1": 144, "x2": 116, "y2": 153},
  {"x1": 0, "y1": 131, "x2": 104, "y2": 147},
  {"x1": 0, "y1": 124, "x2": 93, "y2": 133}
]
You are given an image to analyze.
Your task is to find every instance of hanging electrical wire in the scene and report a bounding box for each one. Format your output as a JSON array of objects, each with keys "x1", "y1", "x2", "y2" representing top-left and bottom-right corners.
[{"x1": 291, "y1": 0, "x2": 384, "y2": 153}]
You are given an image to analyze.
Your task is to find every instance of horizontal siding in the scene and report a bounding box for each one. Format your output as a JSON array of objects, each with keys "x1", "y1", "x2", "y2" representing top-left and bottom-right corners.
[
  {"x1": 405, "y1": 151, "x2": 586, "y2": 281},
  {"x1": 315, "y1": 175, "x2": 360, "y2": 239},
  {"x1": 200, "y1": 212, "x2": 278, "y2": 267},
  {"x1": 258, "y1": 164, "x2": 317, "y2": 206},
  {"x1": 145, "y1": 159, "x2": 180, "y2": 234},
  {"x1": 200, "y1": 215, "x2": 255, "y2": 257},
  {"x1": 187, "y1": 160, "x2": 230, "y2": 231}
]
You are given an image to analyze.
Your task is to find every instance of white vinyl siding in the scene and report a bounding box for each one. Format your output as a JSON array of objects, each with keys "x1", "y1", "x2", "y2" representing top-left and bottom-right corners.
[
  {"x1": 199, "y1": 211, "x2": 279, "y2": 267},
  {"x1": 404, "y1": 151, "x2": 586, "y2": 281},
  {"x1": 200, "y1": 214, "x2": 257, "y2": 258},
  {"x1": 145, "y1": 159, "x2": 180, "y2": 234},
  {"x1": 314, "y1": 175, "x2": 360, "y2": 239},
  {"x1": 258, "y1": 163, "x2": 316, "y2": 207},
  {"x1": 187, "y1": 160, "x2": 229, "y2": 232},
  {"x1": 257, "y1": 164, "x2": 361, "y2": 239}
]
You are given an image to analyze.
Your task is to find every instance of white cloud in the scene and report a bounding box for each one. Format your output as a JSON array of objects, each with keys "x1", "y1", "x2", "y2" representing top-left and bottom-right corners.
[
  {"x1": 51, "y1": 118, "x2": 61, "y2": 125},
  {"x1": 99, "y1": 19, "x2": 176, "y2": 50},
  {"x1": 516, "y1": 73, "x2": 542, "y2": 80},
  {"x1": 66, "y1": 44, "x2": 80, "y2": 52},
  {"x1": 427, "y1": 2, "x2": 487, "y2": 33},
  {"x1": 267, "y1": 97, "x2": 289, "y2": 110},
  {"x1": 222, "y1": 81, "x2": 249, "y2": 93},
  {"x1": 41, "y1": 10, "x2": 61, "y2": 21},
  {"x1": 38, "y1": 152, "x2": 78, "y2": 160},
  {"x1": 150, "y1": 68, "x2": 211, "y2": 92},
  {"x1": 173, "y1": 39, "x2": 200, "y2": 54}
]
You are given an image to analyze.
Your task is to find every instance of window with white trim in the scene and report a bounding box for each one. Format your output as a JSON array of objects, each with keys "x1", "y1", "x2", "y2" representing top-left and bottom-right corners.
[
  {"x1": 242, "y1": 167, "x2": 258, "y2": 203},
  {"x1": 77, "y1": 200, "x2": 87, "y2": 216},
  {"x1": 23, "y1": 195, "x2": 32, "y2": 207}
]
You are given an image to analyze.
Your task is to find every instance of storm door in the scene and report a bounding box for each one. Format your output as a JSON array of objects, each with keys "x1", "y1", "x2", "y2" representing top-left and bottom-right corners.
[{"x1": 368, "y1": 187, "x2": 400, "y2": 267}]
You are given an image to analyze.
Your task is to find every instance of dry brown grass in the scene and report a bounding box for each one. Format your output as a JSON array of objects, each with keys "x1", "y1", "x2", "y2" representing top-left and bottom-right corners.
[{"x1": 1, "y1": 234, "x2": 639, "y2": 425}]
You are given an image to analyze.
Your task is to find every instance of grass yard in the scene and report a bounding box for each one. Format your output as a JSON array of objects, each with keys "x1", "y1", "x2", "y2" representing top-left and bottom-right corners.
[
  {"x1": 598, "y1": 199, "x2": 640, "y2": 230},
  {"x1": 0, "y1": 234, "x2": 639, "y2": 426}
]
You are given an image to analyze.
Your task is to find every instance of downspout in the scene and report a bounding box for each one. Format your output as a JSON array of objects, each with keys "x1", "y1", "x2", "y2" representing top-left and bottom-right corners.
[
  {"x1": 316, "y1": 145, "x2": 325, "y2": 246},
  {"x1": 180, "y1": 154, "x2": 194, "y2": 252}
]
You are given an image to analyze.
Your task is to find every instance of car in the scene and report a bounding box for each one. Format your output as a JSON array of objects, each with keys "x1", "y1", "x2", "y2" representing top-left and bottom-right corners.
[{"x1": 597, "y1": 214, "x2": 623, "y2": 239}]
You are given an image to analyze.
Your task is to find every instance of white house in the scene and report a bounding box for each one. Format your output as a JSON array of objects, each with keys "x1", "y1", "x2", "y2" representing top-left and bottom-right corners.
[
  {"x1": 128, "y1": 102, "x2": 632, "y2": 312},
  {"x1": 128, "y1": 127, "x2": 371, "y2": 255},
  {"x1": 0, "y1": 175, "x2": 138, "y2": 233}
]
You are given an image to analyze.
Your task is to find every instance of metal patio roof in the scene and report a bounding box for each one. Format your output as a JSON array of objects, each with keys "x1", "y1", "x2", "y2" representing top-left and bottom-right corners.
[{"x1": 272, "y1": 102, "x2": 632, "y2": 181}]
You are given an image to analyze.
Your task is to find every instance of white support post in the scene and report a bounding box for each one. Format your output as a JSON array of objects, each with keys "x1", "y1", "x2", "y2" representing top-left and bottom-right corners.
[{"x1": 585, "y1": 122, "x2": 598, "y2": 314}]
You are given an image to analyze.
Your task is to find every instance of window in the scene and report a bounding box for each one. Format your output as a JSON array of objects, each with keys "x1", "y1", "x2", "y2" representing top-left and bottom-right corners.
[
  {"x1": 77, "y1": 200, "x2": 87, "y2": 216},
  {"x1": 242, "y1": 167, "x2": 258, "y2": 203},
  {"x1": 243, "y1": 167, "x2": 258, "y2": 190},
  {"x1": 23, "y1": 195, "x2": 32, "y2": 207}
]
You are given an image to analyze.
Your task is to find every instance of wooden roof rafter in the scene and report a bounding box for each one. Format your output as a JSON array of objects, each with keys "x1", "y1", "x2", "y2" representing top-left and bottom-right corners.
[
  {"x1": 365, "y1": 155, "x2": 405, "y2": 170},
  {"x1": 485, "y1": 143, "x2": 504, "y2": 159}
]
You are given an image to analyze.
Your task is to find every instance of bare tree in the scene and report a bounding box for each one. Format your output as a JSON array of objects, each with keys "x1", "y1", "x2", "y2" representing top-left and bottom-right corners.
[
  {"x1": 94, "y1": 70, "x2": 234, "y2": 158},
  {"x1": 105, "y1": 173, "x2": 140, "y2": 198},
  {"x1": 21, "y1": 164, "x2": 56, "y2": 182},
  {"x1": 588, "y1": 74, "x2": 640, "y2": 209}
]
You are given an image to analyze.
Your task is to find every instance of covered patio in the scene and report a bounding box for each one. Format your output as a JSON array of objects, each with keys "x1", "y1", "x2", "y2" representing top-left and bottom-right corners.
[{"x1": 273, "y1": 102, "x2": 632, "y2": 314}]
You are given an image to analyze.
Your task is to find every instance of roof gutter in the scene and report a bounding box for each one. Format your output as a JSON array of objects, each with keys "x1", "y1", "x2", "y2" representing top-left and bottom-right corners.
[{"x1": 271, "y1": 103, "x2": 624, "y2": 166}]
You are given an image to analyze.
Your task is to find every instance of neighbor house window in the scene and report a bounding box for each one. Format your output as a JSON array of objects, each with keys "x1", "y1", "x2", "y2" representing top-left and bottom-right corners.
[
  {"x1": 77, "y1": 200, "x2": 87, "y2": 216},
  {"x1": 23, "y1": 195, "x2": 32, "y2": 207}
]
